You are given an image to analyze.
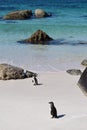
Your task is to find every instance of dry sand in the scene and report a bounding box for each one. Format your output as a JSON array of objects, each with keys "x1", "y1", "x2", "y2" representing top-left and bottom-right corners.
[{"x1": 0, "y1": 71, "x2": 87, "y2": 130}]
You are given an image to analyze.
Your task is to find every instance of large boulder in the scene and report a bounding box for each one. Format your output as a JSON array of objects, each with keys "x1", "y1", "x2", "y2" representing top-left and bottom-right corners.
[
  {"x1": 3, "y1": 10, "x2": 32, "y2": 20},
  {"x1": 78, "y1": 67, "x2": 87, "y2": 96},
  {"x1": 0, "y1": 64, "x2": 25, "y2": 80},
  {"x1": 0, "y1": 64, "x2": 37, "y2": 80},
  {"x1": 66, "y1": 69, "x2": 82, "y2": 76},
  {"x1": 35, "y1": 9, "x2": 52, "y2": 18},
  {"x1": 19, "y1": 29, "x2": 53, "y2": 44},
  {"x1": 81, "y1": 59, "x2": 87, "y2": 66}
]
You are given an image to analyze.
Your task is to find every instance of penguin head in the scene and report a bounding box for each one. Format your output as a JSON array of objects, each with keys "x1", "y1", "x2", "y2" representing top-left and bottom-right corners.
[{"x1": 49, "y1": 101, "x2": 54, "y2": 106}]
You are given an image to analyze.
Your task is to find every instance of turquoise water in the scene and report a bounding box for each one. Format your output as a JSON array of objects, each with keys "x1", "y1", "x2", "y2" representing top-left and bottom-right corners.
[{"x1": 0, "y1": 0, "x2": 87, "y2": 71}]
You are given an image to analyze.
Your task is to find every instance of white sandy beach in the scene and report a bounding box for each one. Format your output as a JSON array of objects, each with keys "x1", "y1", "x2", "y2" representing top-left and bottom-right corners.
[{"x1": 0, "y1": 71, "x2": 87, "y2": 130}]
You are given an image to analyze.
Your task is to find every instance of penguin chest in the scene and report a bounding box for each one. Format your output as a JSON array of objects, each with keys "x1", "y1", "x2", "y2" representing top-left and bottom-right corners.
[{"x1": 50, "y1": 107, "x2": 57, "y2": 116}]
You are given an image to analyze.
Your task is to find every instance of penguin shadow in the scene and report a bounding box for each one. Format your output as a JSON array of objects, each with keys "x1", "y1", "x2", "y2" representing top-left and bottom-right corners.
[
  {"x1": 33, "y1": 83, "x2": 43, "y2": 86},
  {"x1": 32, "y1": 79, "x2": 43, "y2": 86},
  {"x1": 51, "y1": 114, "x2": 66, "y2": 119},
  {"x1": 57, "y1": 114, "x2": 66, "y2": 119}
]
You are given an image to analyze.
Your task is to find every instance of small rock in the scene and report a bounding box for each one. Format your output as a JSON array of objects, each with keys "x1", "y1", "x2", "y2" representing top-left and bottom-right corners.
[
  {"x1": 66, "y1": 69, "x2": 82, "y2": 76},
  {"x1": 81, "y1": 59, "x2": 87, "y2": 66},
  {"x1": 35, "y1": 9, "x2": 52, "y2": 18},
  {"x1": 25, "y1": 70, "x2": 37, "y2": 78}
]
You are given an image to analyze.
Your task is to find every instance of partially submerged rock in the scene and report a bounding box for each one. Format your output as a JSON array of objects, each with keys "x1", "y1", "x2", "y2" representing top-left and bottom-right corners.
[
  {"x1": 19, "y1": 29, "x2": 53, "y2": 44},
  {"x1": 66, "y1": 69, "x2": 82, "y2": 76},
  {"x1": 78, "y1": 67, "x2": 87, "y2": 96},
  {"x1": 35, "y1": 9, "x2": 52, "y2": 18},
  {"x1": 3, "y1": 10, "x2": 32, "y2": 20},
  {"x1": 81, "y1": 59, "x2": 87, "y2": 66},
  {"x1": 0, "y1": 64, "x2": 37, "y2": 80}
]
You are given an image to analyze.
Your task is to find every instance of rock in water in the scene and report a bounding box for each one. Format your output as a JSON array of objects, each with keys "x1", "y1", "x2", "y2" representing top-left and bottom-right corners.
[
  {"x1": 19, "y1": 29, "x2": 53, "y2": 44},
  {"x1": 3, "y1": 10, "x2": 32, "y2": 20},
  {"x1": 66, "y1": 69, "x2": 82, "y2": 76},
  {"x1": 35, "y1": 9, "x2": 51, "y2": 18},
  {"x1": 81, "y1": 59, "x2": 87, "y2": 67},
  {"x1": 0, "y1": 64, "x2": 25, "y2": 80},
  {"x1": 78, "y1": 67, "x2": 87, "y2": 96}
]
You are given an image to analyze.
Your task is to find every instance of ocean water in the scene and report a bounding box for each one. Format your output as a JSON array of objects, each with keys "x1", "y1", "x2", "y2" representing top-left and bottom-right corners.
[{"x1": 0, "y1": 0, "x2": 87, "y2": 72}]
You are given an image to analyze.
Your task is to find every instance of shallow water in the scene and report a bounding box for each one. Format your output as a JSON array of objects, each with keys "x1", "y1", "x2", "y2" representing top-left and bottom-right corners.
[{"x1": 0, "y1": 0, "x2": 87, "y2": 72}]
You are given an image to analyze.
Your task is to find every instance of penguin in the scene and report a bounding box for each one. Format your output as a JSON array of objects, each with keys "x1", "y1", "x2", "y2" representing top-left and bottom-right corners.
[
  {"x1": 33, "y1": 75, "x2": 38, "y2": 85},
  {"x1": 49, "y1": 101, "x2": 57, "y2": 118}
]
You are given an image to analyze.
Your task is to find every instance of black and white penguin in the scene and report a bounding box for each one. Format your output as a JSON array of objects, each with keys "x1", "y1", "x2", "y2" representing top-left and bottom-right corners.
[
  {"x1": 49, "y1": 101, "x2": 57, "y2": 118},
  {"x1": 33, "y1": 75, "x2": 38, "y2": 85}
]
